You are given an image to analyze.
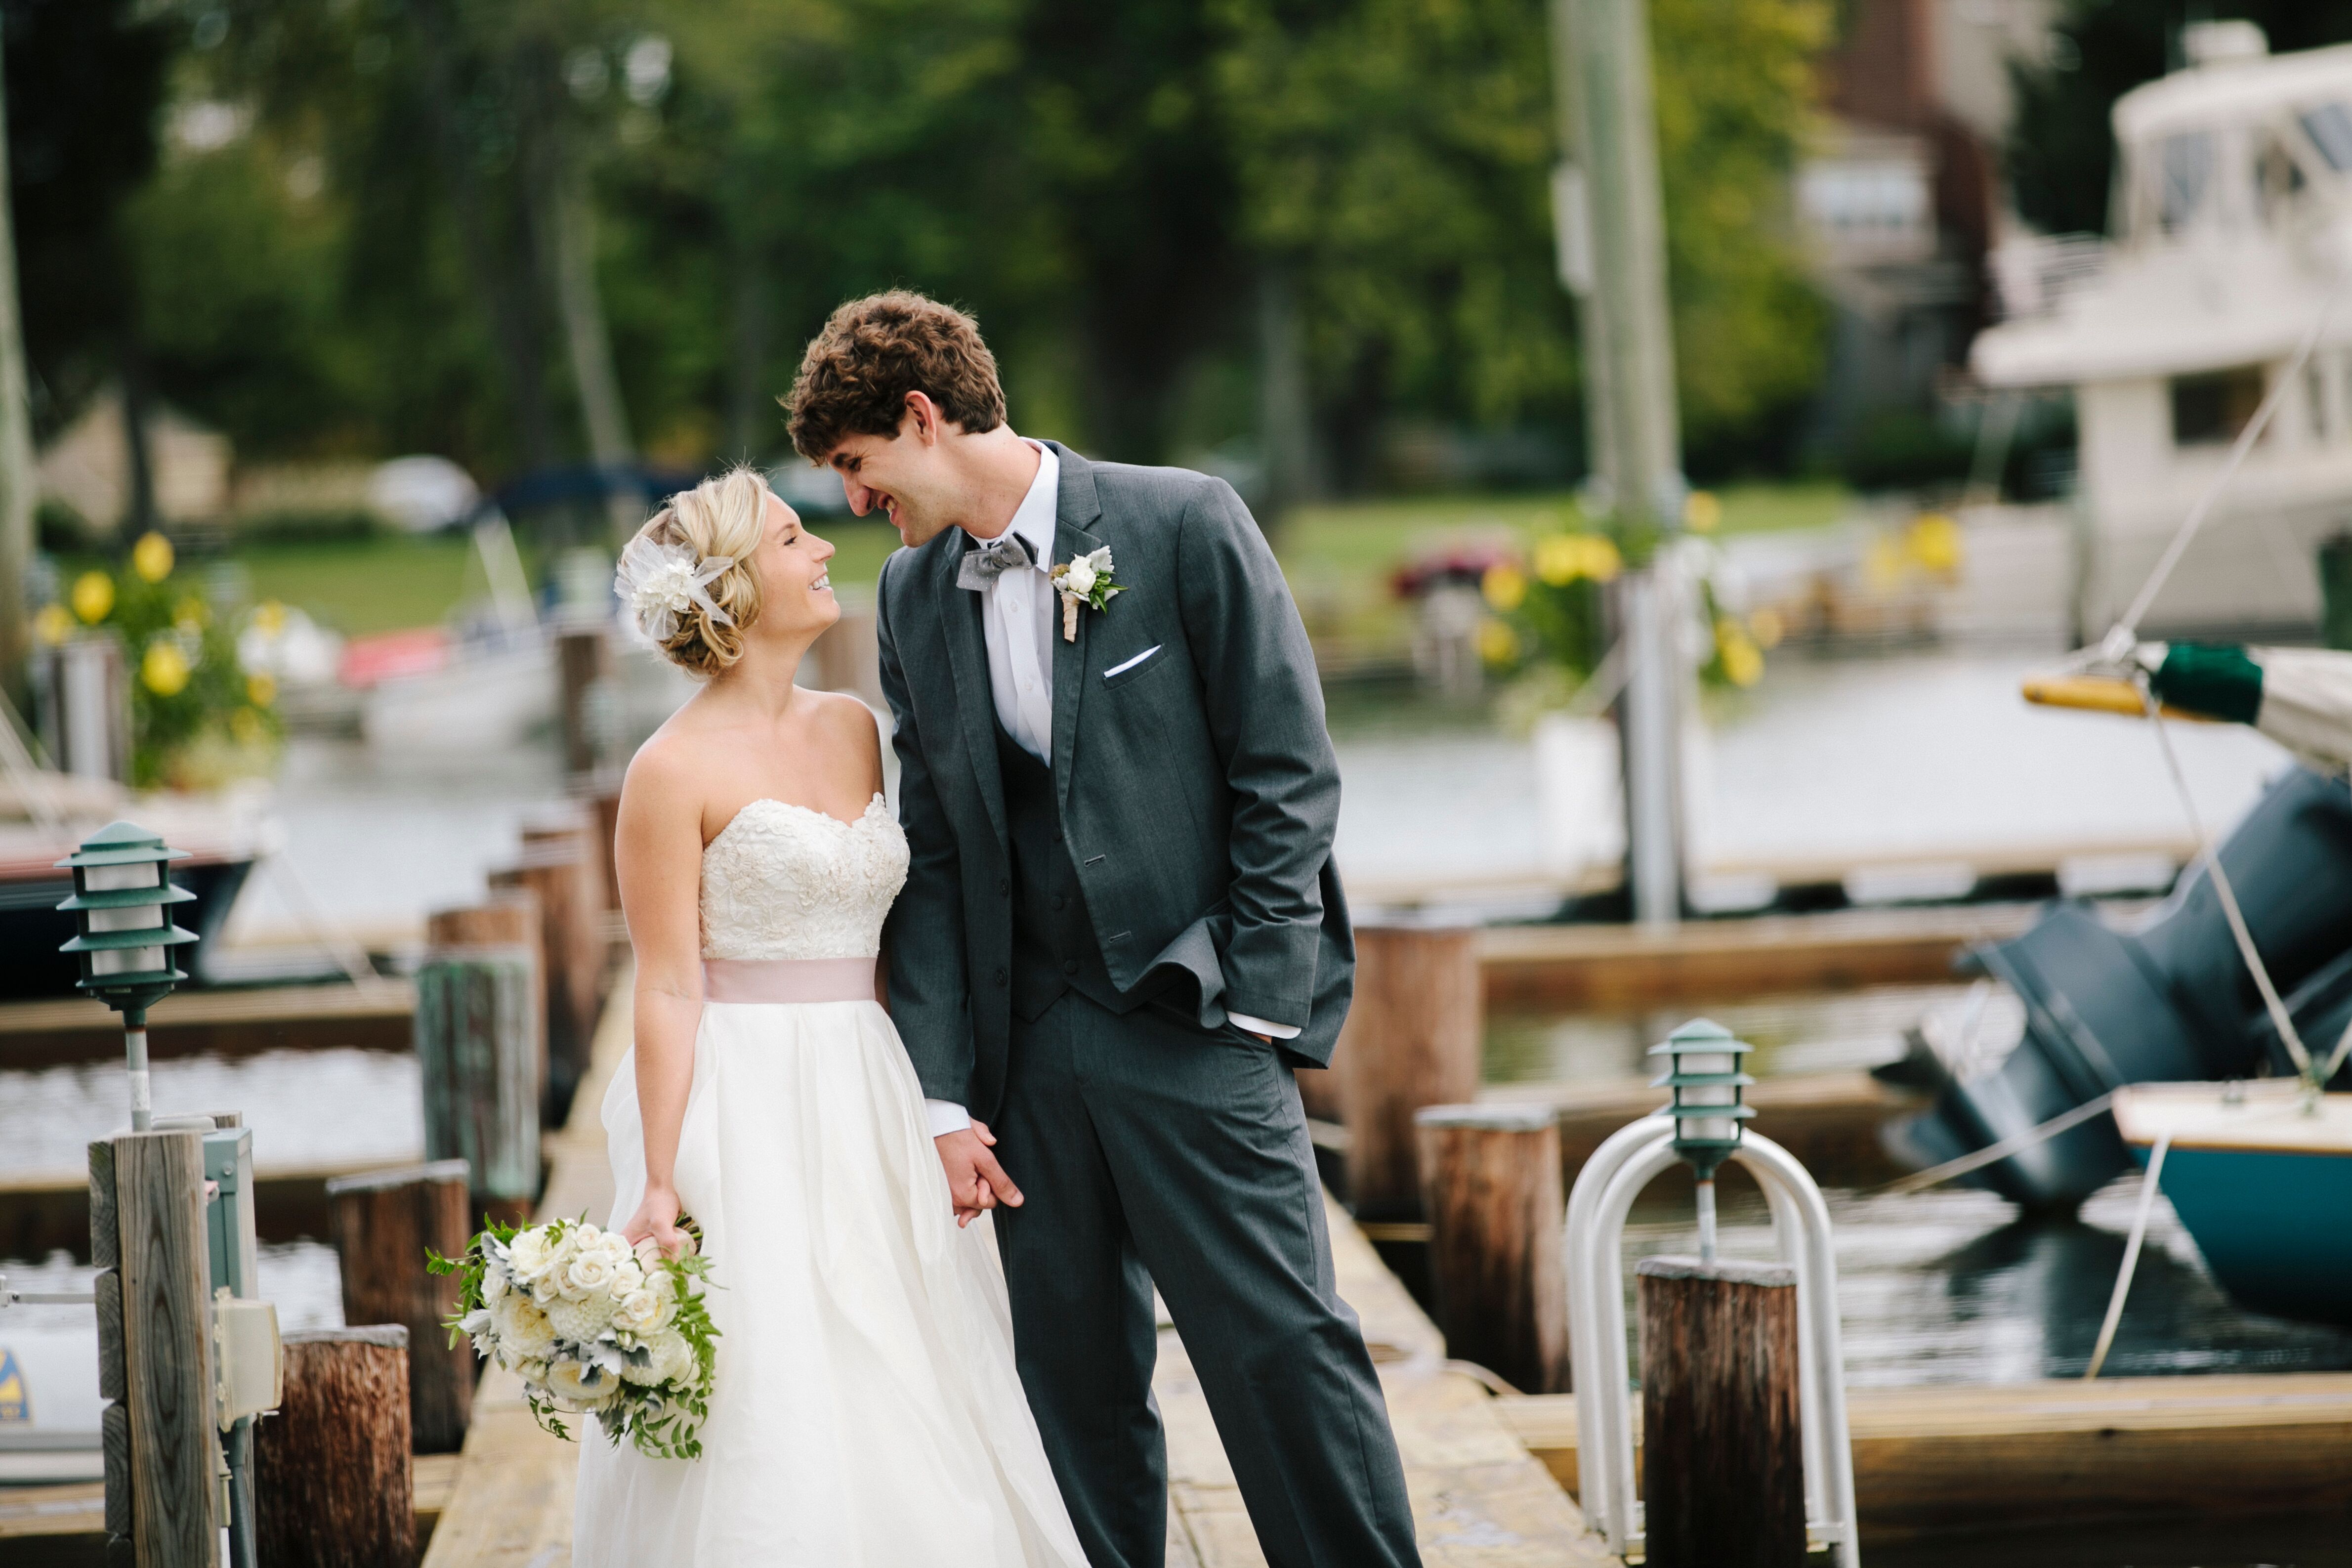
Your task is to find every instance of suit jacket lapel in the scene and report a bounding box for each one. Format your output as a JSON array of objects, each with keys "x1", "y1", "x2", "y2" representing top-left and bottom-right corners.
[
  {"x1": 1046, "y1": 443, "x2": 1106, "y2": 815},
  {"x1": 936, "y1": 536, "x2": 1009, "y2": 849}
]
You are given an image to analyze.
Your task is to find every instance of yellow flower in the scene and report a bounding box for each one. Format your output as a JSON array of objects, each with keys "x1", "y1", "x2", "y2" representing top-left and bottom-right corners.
[
  {"x1": 1748, "y1": 607, "x2": 1785, "y2": 649},
  {"x1": 1717, "y1": 622, "x2": 1764, "y2": 688},
  {"x1": 141, "y1": 640, "x2": 191, "y2": 697},
  {"x1": 1477, "y1": 619, "x2": 1520, "y2": 666},
  {"x1": 71, "y1": 571, "x2": 115, "y2": 624},
  {"x1": 131, "y1": 531, "x2": 175, "y2": 584},
  {"x1": 1906, "y1": 512, "x2": 1962, "y2": 575},
  {"x1": 229, "y1": 707, "x2": 265, "y2": 745},
  {"x1": 1535, "y1": 534, "x2": 1585, "y2": 586},
  {"x1": 1684, "y1": 490, "x2": 1722, "y2": 533},
  {"x1": 246, "y1": 672, "x2": 278, "y2": 708},
  {"x1": 250, "y1": 600, "x2": 288, "y2": 636},
  {"x1": 173, "y1": 595, "x2": 209, "y2": 630},
  {"x1": 33, "y1": 604, "x2": 74, "y2": 645},
  {"x1": 1481, "y1": 562, "x2": 1528, "y2": 612},
  {"x1": 1583, "y1": 535, "x2": 1623, "y2": 583}
]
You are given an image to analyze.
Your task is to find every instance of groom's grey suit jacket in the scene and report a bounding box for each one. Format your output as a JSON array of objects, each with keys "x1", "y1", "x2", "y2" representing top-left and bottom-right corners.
[{"x1": 874, "y1": 442, "x2": 1353, "y2": 1123}]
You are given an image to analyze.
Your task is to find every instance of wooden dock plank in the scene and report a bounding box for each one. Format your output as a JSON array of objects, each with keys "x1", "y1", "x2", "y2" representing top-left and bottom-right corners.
[
  {"x1": 0, "y1": 979, "x2": 414, "y2": 1068},
  {"x1": 1494, "y1": 1374, "x2": 2352, "y2": 1536}
]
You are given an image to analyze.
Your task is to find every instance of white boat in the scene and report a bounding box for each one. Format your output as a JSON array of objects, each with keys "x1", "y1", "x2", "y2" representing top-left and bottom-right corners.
[{"x1": 1974, "y1": 23, "x2": 2352, "y2": 637}]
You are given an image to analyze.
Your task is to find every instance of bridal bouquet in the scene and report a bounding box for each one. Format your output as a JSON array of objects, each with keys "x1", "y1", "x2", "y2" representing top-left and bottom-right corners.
[{"x1": 431, "y1": 1216, "x2": 719, "y2": 1459}]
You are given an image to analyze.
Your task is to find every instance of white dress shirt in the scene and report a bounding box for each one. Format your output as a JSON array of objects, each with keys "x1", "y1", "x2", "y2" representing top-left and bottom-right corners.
[{"x1": 923, "y1": 441, "x2": 1295, "y2": 1142}]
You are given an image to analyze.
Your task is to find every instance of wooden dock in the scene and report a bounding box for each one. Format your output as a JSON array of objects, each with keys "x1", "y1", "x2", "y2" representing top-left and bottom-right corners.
[
  {"x1": 0, "y1": 1453, "x2": 462, "y2": 1560},
  {"x1": 418, "y1": 969, "x2": 1612, "y2": 1568},
  {"x1": 1493, "y1": 1373, "x2": 2352, "y2": 1539},
  {"x1": 1476, "y1": 903, "x2": 2038, "y2": 1011},
  {"x1": 0, "y1": 1155, "x2": 426, "y2": 1263},
  {"x1": 0, "y1": 978, "x2": 413, "y2": 1069}
]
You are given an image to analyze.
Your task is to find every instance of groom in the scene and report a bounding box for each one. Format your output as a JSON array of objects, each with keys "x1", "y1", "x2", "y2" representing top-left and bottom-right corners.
[{"x1": 786, "y1": 292, "x2": 1421, "y2": 1568}]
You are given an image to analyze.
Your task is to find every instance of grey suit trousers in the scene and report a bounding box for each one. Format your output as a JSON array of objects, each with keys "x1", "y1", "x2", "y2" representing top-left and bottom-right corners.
[{"x1": 991, "y1": 989, "x2": 1421, "y2": 1568}]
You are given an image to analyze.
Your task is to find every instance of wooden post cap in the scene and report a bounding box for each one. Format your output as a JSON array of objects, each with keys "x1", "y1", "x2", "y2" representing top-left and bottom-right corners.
[
  {"x1": 1637, "y1": 1256, "x2": 1796, "y2": 1289},
  {"x1": 285, "y1": 1324, "x2": 409, "y2": 1350},
  {"x1": 1415, "y1": 1103, "x2": 1559, "y2": 1133}
]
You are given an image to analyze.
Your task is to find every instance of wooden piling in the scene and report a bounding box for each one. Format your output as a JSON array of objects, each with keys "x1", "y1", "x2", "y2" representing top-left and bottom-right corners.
[
  {"x1": 1415, "y1": 1103, "x2": 1569, "y2": 1394},
  {"x1": 254, "y1": 1326, "x2": 415, "y2": 1568},
  {"x1": 492, "y1": 828, "x2": 606, "y2": 1110},
  {"x1": 95, "y1": 1129, "x2": 218, "y2": 1565},
  {"x1": 427, "y1": 895, "x2": 547, "y2": 1110},
  {"x1": 555, "y1": 623, "x2": 614, "y2": 779},
  {"x1": 415, "y1": 946, "x2": 540, "y2": 1225},
  {"x1": 327, "y1": 1160, "x2": 477, "y2": 1453},
  {"x1": 1637, "y1": 1256, "x2": 1806, "y2": 1568},
  {"x1": 1333, "y1": 925, "x2": 1482, "y2": 1219}
]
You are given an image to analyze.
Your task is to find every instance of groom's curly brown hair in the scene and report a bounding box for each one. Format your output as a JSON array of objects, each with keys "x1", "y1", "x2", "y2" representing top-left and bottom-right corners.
[{"x1": 784, "y1": 291, "x2": 1008, "y2": 463}]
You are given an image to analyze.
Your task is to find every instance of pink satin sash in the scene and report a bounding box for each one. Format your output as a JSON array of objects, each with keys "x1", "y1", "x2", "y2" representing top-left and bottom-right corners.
[{"x1": 702, "y1": 956, "x2": 879, "y2": 1005}]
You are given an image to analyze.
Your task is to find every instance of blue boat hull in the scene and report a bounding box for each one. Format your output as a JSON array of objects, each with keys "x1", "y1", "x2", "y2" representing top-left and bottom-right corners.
[{"x1": 2139, "y1": 1144, "x2": 2352, "y2": 1327}]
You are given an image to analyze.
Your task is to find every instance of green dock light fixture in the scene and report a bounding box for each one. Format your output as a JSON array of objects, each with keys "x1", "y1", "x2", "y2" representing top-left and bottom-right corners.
[
  {"x1": 57, "y1": 820, "x2": 198, "y2": 1132},
  {"x1": 1649, "y1": 1018, "x2": 1756, "y2": 1264}
]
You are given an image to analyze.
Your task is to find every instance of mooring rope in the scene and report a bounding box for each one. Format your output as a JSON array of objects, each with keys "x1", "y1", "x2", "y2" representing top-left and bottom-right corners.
[
  {"x1": 1867, "y1": 1090, "x2": 2119, "y2": 1198},
  {"x1": 2084, "y1": 1131, "x2": 2173, "y2": 1380}
]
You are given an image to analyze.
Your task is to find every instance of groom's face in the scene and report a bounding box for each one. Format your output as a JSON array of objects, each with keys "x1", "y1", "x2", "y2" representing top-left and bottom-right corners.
[{"x1": 826, "y1": 401, "x2": 955, "y2": 550}]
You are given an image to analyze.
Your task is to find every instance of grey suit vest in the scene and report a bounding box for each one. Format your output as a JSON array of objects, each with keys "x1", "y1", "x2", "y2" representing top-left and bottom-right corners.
[{"x1": 994, "y1": 717, "x2": 1130, "y2": 1022}]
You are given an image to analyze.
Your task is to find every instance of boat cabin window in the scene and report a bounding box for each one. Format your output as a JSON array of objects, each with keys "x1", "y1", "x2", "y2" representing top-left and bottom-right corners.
[
  {"x1": 2302, "y1": 102, "x2": 2352, "y2": 170},
  {"x1": 2172, "y1": 365, "x2": 2268, "y2": 448},
  {"x1": 2256, "y1": 132, "x2": 2313, "y2": 225},
  {"x1": 2156, "y1": 131, "x2": 2217, "y2": 235}
]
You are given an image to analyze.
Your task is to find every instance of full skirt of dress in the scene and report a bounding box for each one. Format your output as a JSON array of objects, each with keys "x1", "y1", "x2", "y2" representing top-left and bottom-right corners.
[{"x1": 571, "y1": 997, "x2": 1087, "y2": 1567}]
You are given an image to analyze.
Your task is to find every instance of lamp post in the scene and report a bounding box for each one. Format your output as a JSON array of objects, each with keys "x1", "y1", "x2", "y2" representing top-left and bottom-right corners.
[
  {"x1": 56, "y1": 820, "x2": 197, "y2": 1131},
  {"x1": 1649, "y1": 1018, "x2": 1755, "y2": 1264}
]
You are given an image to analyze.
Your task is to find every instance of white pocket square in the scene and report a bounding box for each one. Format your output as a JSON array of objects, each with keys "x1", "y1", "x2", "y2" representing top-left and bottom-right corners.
[{"x1": 1103, "y1": 645, "x2": 1162, "y2": 679}]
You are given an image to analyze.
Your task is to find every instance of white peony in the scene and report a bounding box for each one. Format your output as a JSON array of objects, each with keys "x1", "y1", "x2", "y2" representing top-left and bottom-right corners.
[
  {"x1": 492, "y1": 1293, "x2": 557, "y2": 1362},
  {"x1": 543, "y1": 1357, "x2": 620, "y2": 1411},
  {"x1": 622, "y1": 1330, "x2": 693, "y2": 1387},
  {"x1": 612, "y1": 1287, "x2": 671, "y2": 1337},
  {"x1": 504, "y1": 1226, "x2": 570, "y2": 1291}
]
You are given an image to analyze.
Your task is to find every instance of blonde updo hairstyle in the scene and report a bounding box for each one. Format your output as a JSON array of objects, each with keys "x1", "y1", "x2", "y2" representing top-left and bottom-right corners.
[{"x1": 631, "y1": 466, "x2": 770, "y2": 678}]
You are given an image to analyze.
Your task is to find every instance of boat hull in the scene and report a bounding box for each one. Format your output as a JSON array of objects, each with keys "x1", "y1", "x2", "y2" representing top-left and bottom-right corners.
[{"x1": 0, "y1": 858, "x2": 254, "y2": 1002}]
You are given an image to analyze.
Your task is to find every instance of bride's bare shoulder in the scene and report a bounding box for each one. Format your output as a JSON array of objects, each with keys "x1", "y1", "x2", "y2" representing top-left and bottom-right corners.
[{"x1": 620, "y1": 718, "x2": 710, "y2": 817}]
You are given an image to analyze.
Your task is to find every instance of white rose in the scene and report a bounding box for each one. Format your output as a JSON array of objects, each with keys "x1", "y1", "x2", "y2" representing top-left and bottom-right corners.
[
  {"x1": 1064, "y1": 557, "x2": 1097, "y2": 596},
  {"x1": 610, "y1": 1258, "x2": 645, "y2": 1298},
  {"x1": 560, "y1": 1249, "x2": 618, "y2": 1301},
  {"x1": 504, "y1": 1226, "x2": 562, "y2": 1286},
  {"x1": 493, "y1": 1294, "x2": 557, "y2": 1362},
  {"x1": 612, "y1": 1287, "x2": 670, "y2": 1337}
]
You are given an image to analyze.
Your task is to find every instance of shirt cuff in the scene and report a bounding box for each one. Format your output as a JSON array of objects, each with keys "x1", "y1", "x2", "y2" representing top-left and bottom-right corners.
[
  {"x1": 1228, "y1": 1012, "x2": 1302, "y2": 1041},
  {"x1": 924, "y1": 1099, "x2": 973, "y2": 1138}
]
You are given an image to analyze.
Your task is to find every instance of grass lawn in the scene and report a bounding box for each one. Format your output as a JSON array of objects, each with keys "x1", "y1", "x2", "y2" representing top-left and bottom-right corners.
[{"x1": 153, "y1": 482, "x2": 1850, "y2": 641}]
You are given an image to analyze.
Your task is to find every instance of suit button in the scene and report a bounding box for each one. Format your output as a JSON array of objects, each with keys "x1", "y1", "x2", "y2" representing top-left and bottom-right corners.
[
  {"x1": 994, "y1": 968, "x2": 1008, "y2": 987},
  {"x1": 1050, "y1": 894, "x2": 1065, "y2": 911},
  {"x1": 1061, "y1": 959, "x2": 1078, "y2": 976},
  {"x1": 997, "y1": 877, "x2": 1009, "y2": 895}
]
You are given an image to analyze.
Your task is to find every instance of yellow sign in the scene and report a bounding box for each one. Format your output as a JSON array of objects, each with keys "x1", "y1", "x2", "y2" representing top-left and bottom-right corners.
[{"x1": 0, "y1": 1347, "x2": 29, "y2": 1423}]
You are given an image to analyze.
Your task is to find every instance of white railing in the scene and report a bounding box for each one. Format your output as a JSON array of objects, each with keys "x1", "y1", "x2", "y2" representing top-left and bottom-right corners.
[{"x1": 1564, "y1": 1114, "x2": 1861, "y2": 1566}]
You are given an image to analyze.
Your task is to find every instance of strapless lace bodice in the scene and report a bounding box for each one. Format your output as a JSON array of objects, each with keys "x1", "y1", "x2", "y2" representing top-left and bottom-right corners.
[{"x1": 699, "y1": 794, "x2": 909, "y2": 961}]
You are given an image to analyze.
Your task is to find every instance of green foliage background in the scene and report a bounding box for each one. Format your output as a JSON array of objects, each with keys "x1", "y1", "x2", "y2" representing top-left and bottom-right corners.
[{"x1": 17, "y1": 0, "x2": 1838, "y2": 493}]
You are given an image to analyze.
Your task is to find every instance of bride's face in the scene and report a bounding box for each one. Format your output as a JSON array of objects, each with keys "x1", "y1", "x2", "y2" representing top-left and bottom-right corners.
[{"x1": 746, "y1": 491, "x2": 840, "y2": 641}]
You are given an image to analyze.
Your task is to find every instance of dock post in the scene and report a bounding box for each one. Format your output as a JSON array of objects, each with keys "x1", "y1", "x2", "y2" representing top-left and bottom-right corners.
[
  {"x1": 1414, "y1": 1104, "x2": 1570, "y2": 1393},
  {"x1": 253, "y1": 1326, "x2": 414, "y2": 1568},
  {"x1": 555, "y1": 621, "x2": 616, "y2": 779},
  {"x1": 492, "y1": 825, "x2": 607, "y2": 1116},
  {"x1": 415, "y1": 945, "x2": 540, "y2": 1226},
  {"x1": 1637, "y1": 1256, "x2": 1806, "y2": 1568},
  {"x1": 1333, "y1": 925, "x2": 1482, "y2": 1218},
  {"x1": 427, "y1": 895, "x2": 548, "y2": 1116},
  {"x1": 91, "y1": 1128, "x2": 219, "y2": 1565},
  {"x1": 326, "y1": 1160, "x2": 476, "y2": 1453}
]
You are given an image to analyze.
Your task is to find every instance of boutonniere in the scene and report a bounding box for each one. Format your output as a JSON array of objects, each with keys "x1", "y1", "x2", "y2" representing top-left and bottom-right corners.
[{"x1": 1048, "y1": 547, "x2": 1128, "y2": 642}]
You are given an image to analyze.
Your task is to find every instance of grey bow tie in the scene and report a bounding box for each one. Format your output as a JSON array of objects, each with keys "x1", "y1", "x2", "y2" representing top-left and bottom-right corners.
[{"x1": 956, "y1": 532, "x2": 1035, "y2": 591}]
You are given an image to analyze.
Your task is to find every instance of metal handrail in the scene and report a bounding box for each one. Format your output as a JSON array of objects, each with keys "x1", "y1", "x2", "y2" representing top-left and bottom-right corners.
[{"x1": 1564, "y1": 1123, "x2": 1860, "y2": 1566}]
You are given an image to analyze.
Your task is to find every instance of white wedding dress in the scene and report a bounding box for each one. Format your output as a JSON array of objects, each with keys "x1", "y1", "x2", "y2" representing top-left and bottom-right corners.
[{"x1": 573, "y1": 794, "x2": 1088, "y2": 1567}]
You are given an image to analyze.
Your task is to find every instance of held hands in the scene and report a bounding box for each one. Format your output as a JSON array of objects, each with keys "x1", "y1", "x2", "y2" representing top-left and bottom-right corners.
[
  {"x1": 935, "y1": 1119, "x2": 1023, "y2": 1228},
  {"x1": 622, "y1": 1181, "x2": 695, "y2": 1262}
]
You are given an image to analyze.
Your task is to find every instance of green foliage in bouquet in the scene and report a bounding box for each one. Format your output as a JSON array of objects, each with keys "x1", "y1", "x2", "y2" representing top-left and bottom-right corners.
[
  {"x1": 36, "y1": 531, "x2": 281, "y2": 788},
  {"x1": 431, "y1": 1213, "x2": 721, "y2": 1461}
]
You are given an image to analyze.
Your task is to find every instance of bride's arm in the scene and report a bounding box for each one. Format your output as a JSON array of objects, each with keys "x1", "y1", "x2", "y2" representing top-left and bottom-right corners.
[{"x1": 613, "y1": 747, "x2": 705, "y2": 1259}]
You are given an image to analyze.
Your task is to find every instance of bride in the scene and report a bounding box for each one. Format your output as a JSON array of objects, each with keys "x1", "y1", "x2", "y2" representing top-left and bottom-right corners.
[{"x1": 573, "y1": 467, "x2": 1087, "y2": 1566}]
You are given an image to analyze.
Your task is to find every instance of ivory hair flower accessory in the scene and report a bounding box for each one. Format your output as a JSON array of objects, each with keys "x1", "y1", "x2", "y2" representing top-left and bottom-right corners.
[
  {"x1": 615, "y1": 534, "x2": 735, "y2": 641},
  {"x1": 1048, "y1": 546, "x2": 1127, "y2": 642}
]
